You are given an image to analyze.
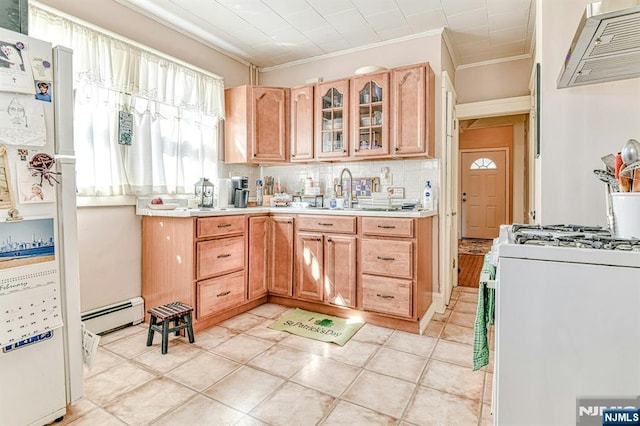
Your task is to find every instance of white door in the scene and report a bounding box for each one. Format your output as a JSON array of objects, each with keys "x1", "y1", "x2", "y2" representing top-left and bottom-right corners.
[
  {"x1": 460, "y1": 149, "x2": 507, "y2": 239},
  {"x1": 440, "y1": 72, "x2": 458, "y2": 306}
]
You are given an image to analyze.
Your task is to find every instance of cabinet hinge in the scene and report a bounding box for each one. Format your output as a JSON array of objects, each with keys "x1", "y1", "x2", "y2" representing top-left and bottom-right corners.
[{"x1": 452, "y1": 258, "x2": 456, "y2": 269}]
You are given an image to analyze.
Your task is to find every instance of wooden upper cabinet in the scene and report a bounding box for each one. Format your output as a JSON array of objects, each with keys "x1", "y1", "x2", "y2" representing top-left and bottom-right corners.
[
  {"x1": 224, "y1": 85, "x2": 289, "y2": 164},
  {"x1": 391, "y1": 63, "x2": 435, "y2": 157},
  {"x1": 315, "y1": 79, "x2": 350, "y2": 159},
  {"x1": 290, "y1": 85, "x2": 314, "y2": 162},
  {"x1": 351, "y1": 72, "x2": 390, "y2": 158}
]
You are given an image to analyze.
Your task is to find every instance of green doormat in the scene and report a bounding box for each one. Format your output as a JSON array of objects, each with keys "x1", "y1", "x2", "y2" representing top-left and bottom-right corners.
[{"x1": 268, "y1": 308, "x2": 365, "y2": 346}]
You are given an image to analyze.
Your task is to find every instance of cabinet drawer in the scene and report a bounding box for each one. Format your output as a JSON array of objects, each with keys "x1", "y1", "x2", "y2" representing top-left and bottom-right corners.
[
  {"x1": 362, "y1": 274, "x2": 412, "y2": 318},
  {"x1": 297, "y1": 215, "x2": 356, "y2": 233},
  {"x1": 197, "y1": 270, "x2": 245, "y2": 317},
  {"x1": 197, "y1": 236, "x2": 245, "y2": 278},
  {"x1": 361, "y1": 217, "x2": 413, "y2": 237},
  {"x1": 197, "y1": 216, "x2": 245, "y2": 238},
  {"x1": 361, "y1": 238, "x2": 412, "y2": 279}
]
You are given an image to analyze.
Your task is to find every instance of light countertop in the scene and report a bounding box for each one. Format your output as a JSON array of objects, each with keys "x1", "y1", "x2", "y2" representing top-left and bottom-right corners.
[{"x1": 136, "y1": 205, "x2": 437, "y2": 218}]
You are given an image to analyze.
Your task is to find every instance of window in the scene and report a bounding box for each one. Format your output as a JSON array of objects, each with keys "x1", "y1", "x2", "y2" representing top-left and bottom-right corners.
[
  {"x1": 29, "y1": 4, "x2": 224, "y2": 196},
  {"x1": 470, "y1": 158, "x2": 497, "y2": 170}
]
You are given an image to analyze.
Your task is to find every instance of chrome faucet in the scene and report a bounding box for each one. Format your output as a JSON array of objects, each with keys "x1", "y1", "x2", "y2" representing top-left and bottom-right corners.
[{"x1": 339, "y1": 167, "x2": 356, "y2": 208}]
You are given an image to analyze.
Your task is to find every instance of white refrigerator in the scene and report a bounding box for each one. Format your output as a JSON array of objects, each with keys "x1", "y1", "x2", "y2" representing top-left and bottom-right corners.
[{"x1": 0, "y1": 28, "x2": 83, "y2": 426}]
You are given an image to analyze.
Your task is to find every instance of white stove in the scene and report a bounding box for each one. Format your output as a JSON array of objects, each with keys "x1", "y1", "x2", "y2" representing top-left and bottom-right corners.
[
  {"x1": 497, "y1": 223, "x2": 640, "y2": 268},
  {"x1": 494, "y1": 224, "x2": 640, "y2": 425}
]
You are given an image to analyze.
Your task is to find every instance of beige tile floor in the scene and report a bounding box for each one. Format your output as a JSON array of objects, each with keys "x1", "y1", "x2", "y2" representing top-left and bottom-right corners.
[{"x1": 59, "y1": 286, "x2": 495, "y2": 426}]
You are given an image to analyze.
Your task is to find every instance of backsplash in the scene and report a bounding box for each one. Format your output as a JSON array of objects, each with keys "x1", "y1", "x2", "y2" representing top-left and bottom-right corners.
[{"x1": 220, "y1": 158, "x2": 439, "y2": 206}]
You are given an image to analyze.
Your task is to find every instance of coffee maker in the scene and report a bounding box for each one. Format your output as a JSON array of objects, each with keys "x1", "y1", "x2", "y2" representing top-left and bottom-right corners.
[{"x1": 229, "y1": 176, "x2": 249, "y2": 208}]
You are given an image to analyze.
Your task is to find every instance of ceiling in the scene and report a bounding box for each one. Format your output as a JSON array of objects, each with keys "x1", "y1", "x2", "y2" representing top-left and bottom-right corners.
[{"x1": 116, "y1": 0, "x2": 536, "y2": 70}]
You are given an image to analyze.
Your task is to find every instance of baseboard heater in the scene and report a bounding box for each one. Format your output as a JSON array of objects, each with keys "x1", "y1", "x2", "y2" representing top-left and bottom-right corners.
[{"x1": 81, "y1": 297, "x2": 145, "y2": 335}]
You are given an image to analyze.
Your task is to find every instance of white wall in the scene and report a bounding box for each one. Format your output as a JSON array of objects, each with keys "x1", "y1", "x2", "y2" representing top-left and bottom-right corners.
[
  {"x1": 260, "y1": 32, "x2": 444, "y2": 88},
  {"x1": 37, "y1": 0, "x2": 251, "y2": 87},
  {"x1": 77, "y1": 206, "x2": 141, "y2": 311},
  {"x1": 455, "y1": 57, "x2": 533, "y2": 104},
  {"x1": 538, "y1": 0, "x2": 640, "y2": 225}
]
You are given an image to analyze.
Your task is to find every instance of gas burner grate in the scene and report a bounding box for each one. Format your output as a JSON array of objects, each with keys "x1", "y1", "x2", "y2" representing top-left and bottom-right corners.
[
  {"x1": 515, "y1": 233, "x2": 583, "y2": 246},
  {"x1": 513, "y1": 230, "x2": 640, "y2": 250},
  {"x1": 511, "y1": 223, "x2": 609, "y2": 234}
]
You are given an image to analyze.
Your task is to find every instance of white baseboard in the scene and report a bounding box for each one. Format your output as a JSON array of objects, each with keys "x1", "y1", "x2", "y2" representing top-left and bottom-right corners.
[
  {"x1": 432, "y1": 292, "x2": 447, "y2": 314},
  {"x1": 81, "y1": 297, "x2": 144, "y2": 334}
]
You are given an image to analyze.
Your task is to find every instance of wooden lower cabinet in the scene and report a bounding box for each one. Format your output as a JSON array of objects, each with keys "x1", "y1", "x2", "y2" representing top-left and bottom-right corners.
[
  {"x1": 358, "y1": 216, "x2": 432, "y2": 326},
  {"x1": 323, "y1": 234, "x2": 357, "y2": 308},
  {"x1": 295, "y1": 232, "x2": 324, "y2": 301},
  {"x1": 143, "y1": 213, "x2": 433, "y2": 334},
  {"x1": 248, "y1": 216, "x2": 268, "y2": 300},
  {"x1": 196, "y1": 236, "x2": 245, "y2": 279},
  {"x1": 295, "y1": 232, "x2": 357, "y2": 307},
  {"x1": 360, "y1": 238, "x2": 412, "y2": 279},
  {"x1": 142, "y1": 215, "x2": 265, "y2": 333},
  {"x1": 197, "y1": 270, "x2": 246, "y2": 317},
  {"x1": 268, "y1": 216, "x2": 294, "y2": 296},
  {"x1": 361, "y1": 274, "x2": 412, "y2": 318},
  {"x1": 294, "y1": 216, "x2": 357, "y2": 308}
]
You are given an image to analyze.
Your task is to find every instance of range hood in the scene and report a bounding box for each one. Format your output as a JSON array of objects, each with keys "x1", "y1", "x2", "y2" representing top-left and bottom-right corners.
[{"x1": 557, "y1": 0, "x2": 640, "y2": 88}]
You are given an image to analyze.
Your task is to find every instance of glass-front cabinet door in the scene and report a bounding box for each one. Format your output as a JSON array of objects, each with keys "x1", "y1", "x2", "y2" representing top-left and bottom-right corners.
[
  {"x1": 351, "y1": 72, "x2": 390, "y2": 157},
  {"x1": 315, "y1": 79, "x2": 349, "y2": 159}
]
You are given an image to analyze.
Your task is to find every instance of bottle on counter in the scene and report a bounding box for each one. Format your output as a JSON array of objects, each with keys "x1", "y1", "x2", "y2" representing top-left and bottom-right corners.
[
  {"x1": 423, "y1": 180, "x2": 433, "y2": 210},
  {"x1": 329, "y1": 191, "x2": 337, "y2": 209},
  {"x1": 256, "y1": 179, "x2": 263, "y2": 206}
]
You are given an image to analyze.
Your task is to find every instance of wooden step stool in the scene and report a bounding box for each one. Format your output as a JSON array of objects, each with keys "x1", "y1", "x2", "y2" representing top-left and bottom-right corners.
[{"x1": 146, "y1": 302, "x2": 195, "y2": 354}]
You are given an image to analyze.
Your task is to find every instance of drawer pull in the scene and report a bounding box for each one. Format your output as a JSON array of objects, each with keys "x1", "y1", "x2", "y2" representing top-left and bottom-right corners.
[
  {"x1": 217, "y1": 223, "x2": 232, "y2": 228},
  {"x1": 377, "y1": 225, "x2": 396, "y2": 229},
  {"x1": 217, "y1": 291, "x2": 231, "y2": 297},
  {"x1": 377, "y1": 256, "x2": 395, "y2": 261},
  {"x1": 217, "y1": 253, "x2": 231, "y2": 258},
  {"x1": 317, "y1": 222, "x2": 333, "y2": 226},
  {"x1": 376, "y1": 293, "x2": 395, "y2": 299}
]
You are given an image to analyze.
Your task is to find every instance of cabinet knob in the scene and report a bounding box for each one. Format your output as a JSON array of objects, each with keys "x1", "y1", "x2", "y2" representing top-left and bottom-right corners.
[
  {"x1": 316, "y1": 237, "x2": 322, "y2": 241},
  {"x1": 327, "y1": 238, "x2": 332, "y2": 242},
  {"x1": 394, "y1": 147, "x2": 399, "y2": 152},
  {"x1": 354, "y1": 149, "x2": 358, "y2": 152},
  {"x1": 291, "y1": 154, "x2": 295, "y2": 157}
]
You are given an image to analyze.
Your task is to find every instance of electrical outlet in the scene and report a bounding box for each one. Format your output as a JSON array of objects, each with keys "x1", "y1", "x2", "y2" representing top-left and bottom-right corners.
[{"x1": 380, "y1": 173, "x2": 393, "y2": 186}]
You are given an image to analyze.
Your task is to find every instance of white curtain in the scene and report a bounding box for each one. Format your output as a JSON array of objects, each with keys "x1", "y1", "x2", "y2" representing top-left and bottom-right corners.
[{"x1": 29, "y1": 3, "x2": 224, "y2": 196}]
